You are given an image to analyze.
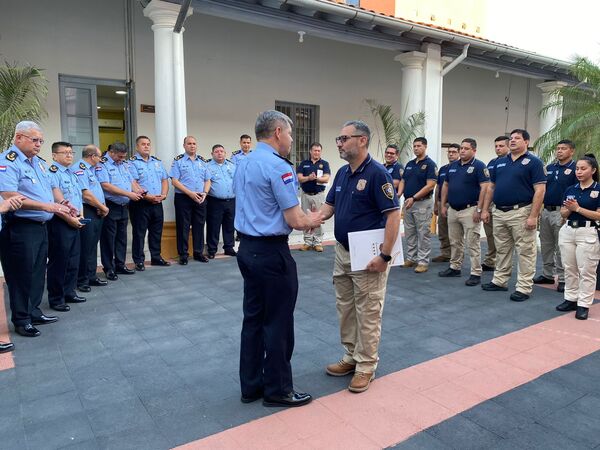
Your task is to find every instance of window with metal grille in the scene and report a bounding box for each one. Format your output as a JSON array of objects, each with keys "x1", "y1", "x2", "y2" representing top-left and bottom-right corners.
[{"x1": 275, "y1": 101, "x2": 320, "y2": 166}]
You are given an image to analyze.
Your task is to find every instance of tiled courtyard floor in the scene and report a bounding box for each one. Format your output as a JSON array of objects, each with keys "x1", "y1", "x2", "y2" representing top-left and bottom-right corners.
[{"x1": 1, "y1": 242, "x2": 599, "y2": 449}]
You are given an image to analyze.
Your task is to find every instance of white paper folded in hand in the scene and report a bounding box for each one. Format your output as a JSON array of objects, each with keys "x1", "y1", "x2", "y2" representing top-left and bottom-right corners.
[{"x1": 348, "y1": 227, "x2": 403, "y2": 271}]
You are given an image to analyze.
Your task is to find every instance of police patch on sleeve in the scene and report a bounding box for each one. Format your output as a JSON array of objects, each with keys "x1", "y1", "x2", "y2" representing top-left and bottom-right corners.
[
  {"x1": 281, "y1": 172, "x2": 293, "y2": 185},
  {"x1": 382, "y1": 182, "x2": 394, "y2": 200},
  {"x1": 484, "y1": 168, "x2": 490, "y2": 178},
  {"x1": 6, "y1": 151, "x2": 17, "y2": 162}
]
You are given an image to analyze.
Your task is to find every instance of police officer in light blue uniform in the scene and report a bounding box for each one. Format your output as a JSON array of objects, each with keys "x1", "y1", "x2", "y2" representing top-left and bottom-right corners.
[
  {"x1": 231, "y1": 134, "x2": 253, "y2": 165},
  {"x1": 169, "y1": 135, "x2": 211, "y2": 264},
  {"x1": 0, "y1": 121, "x2": 68, "y2": 337},
  {"x1": 47, "y1": 142, "x2": 86, "y2": 312},
  {"x1": 128, "y1": 136, "x2": 170, "y2": 270},
  {"x1": 206, "y1": 144, "x2": 237, "y2": 258},
  {"x1": 96, "y1": 142, "x2": 142, "y2": 279},
  {"x1": 235, "y1": 110, "x2": 321, "y2": 408},
  {"x1": 534, "y1": 139, "x2": 577, "y2": 291},
  {"x1": 73, "y1": 145, "x2": 109, "y2": 291}
]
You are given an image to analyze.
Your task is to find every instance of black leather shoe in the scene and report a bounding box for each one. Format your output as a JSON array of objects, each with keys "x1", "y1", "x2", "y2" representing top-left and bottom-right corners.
[
  {"x1": 65, "y1": 295, "x2": 86, "y2": 304},
  {"x1": 263, "y1": 391, "x2": 312, "y2": 408},
  {"x1": 0, "y1": 342, "x2": 14, "y2": 353},
  {"x1": 179, "y1": 257, "x2": 188, "y2": 265},
  {"x1": 556, "y1": 300, "x2": 578, "y2": 312},
  {"x1": 194, "y1": 255, "x2": 209, "y2": 263},
  {"x1": 533, "y1": 275, "x2": 554, "y2": 284},
  {"x1": 465, "y1": 275, "x2": 481, "y2": 286},
  {"x1": 439, "y1": 268, "x2": 461, "y2": 277},
  {"x1": 481, "y1": 264, "x2": 495, "y2": 272},
  {"x1": 50, "y1": 304, "x2": 71, "y2": 312},
  {"x1": 510, "y1": 291, "x2": 530, "y2": 302},
  {"x1": 576, "y1": 306, "x2": 589, "y2": 320},
  {"x1": 32, "y1": 314, "x2": 58, "y2": 325},
  {"x1": 90, "y1": 278, "x2": 108, "y2": 286},
  {"x1": 116, "y1": 266, "x2": 135, "y2": 275},
  {"x1": 15, "y1": 324, "x2": 40, "y2": 337},
  {"x1": 151, "y1": 258, "x2": 171, "y2": 266},
  {"x1": 241, "y1": 391, "x2": 263, "y2": 404},
  {"x1": 77, "y1": 285, "x2": 91, "y2": 293},
  {"x1": 207, "y1": 253, "x2": 215, "y2": 259},
  {"x1": 105, "y1": 271, "x2": 118, "y2": 281},
  {"x1": 135, "y1": 262, "x2": 145, "y2": 271},
  {"x1": 224, "y1": 248, "x2": 237, "y2": 257},
  {"x1": 557, "y1": 282, "x2": 565, "y2": 293},
  {"x1": 482, "y1": 282, "x2": 508, "y2": 291}
]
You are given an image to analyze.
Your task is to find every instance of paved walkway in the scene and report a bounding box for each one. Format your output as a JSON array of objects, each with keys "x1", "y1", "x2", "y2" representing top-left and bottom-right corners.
[{"x1": 1, "y1": 243, "x2": 599, "y2": 449}]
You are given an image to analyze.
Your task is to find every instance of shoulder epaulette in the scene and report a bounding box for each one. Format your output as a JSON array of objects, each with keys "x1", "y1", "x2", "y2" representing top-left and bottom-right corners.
[
  {"x1": 129, "y1": 156, "x2": 136, "y2": 161},
  {"x1": 232, "y1": 150, "x2": 241, "y2": 155},
  {"x1": 225, "y1": 158, "x2": 233, "y2": 163},
  {"x1": 49, "y1": 164, "x2": 58, "y2": 173},
  {"x1": 206, "y1": 158, "x2": 213, "y2": 163},
  {"x1": 38, "y1": 156, "x2": 46, "y2": 162},
  {"x1": 273, "y1": 152, "x2": 293, "y2": 166},
  {"x1": 151, "y1": 155, "x2": 161, "y2": 161},
  {"x1": 199, "y1": 156, "x2": 207, "y2": 162},
  {"x1": 100, "y1": 157, "x2": 108, "y2": 163},
  {"x1": 79, "y1": 162, "x2": 87, "y2": 169},
  {"x1": 175, "y1": 154, "x2": 184, "y2": 160},
  {"x1": 6, "y1": 151, "x2": 17, "y2": 162}
]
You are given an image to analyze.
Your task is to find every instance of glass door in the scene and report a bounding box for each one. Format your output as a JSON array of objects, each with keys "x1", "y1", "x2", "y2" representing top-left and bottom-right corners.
[{"x1": 59, "y1": 81, "x2": 99, "y2": 153}]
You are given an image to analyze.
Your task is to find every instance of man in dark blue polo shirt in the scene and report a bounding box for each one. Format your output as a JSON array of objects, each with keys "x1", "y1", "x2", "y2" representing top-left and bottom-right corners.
[
  {"x1": 296, "y1": 142, "x2": 331, "y2": 252},
  {"x1": 397, "y1": 137, "x2": 437, "y2": 272},
  {"x1": 432, "y1": 144, "x2": 459, "y2": 263},
  {"x1": 481, "y1": 129, "x2": 546, "y2": 301},
  {"x1": 383, "y1": 144, "x2": 403, "y2": 191},
  {"x1": 318, "y1": 120, "x2": 400, "y2": 394},
  {"x1": 534, "y1": 139, "x2": 577, "y2": 292},
  {"x1": 439, "y1": 138, "x2": 490, "y2": 286}
]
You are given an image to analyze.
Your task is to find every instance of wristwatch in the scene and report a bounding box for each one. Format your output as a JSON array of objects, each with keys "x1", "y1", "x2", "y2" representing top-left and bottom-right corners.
[
  {"x1": 379, "y1": 252, "x2": 392, "y2": 263},
  {"x1": 476, "y1": 208, "x2": 482, "y2": 213}
]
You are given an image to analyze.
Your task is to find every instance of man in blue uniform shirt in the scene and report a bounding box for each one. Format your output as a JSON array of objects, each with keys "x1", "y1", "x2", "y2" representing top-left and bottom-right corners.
[
  {"x1": 482, "y1": 136, "x2": 510, "y2": 272},
  {"x1": 73, "y1": 145, "x2": 109, "y2": 292},
  {"x1": 481, "y1": 129, "x2": 546, "y2": 301},
  {"x1": 206, "y1": 144, "x2": 236, "y2": 258},
  {"x1": 534, "y1": 139, "x2": 577, "y2": 292},
  {"x1": 383, "y1": 144, "x2": 403, "y2": 191},
  {"x1": 47, "y1": 142, "x2": 87, "y2": 312},
  {"x1": 169, "y1": 136, "x2": 211, "y2": 265},
  {"x1": 296, "y1": 142, "x2": 331, "y2": 252},
  {"x1": 0, "y1": 121, "x2": 72, "y2": 337},
  {"x1": 397, "y1": 137, "x2": 437, "y2": 272},
  {"x1": 234, "y1": 110, "x2": 322, "y2": 408},
  {"x1": 439, "y1": 138, "x2": 490, "y2": 286},
  {"x1": 432, "y1": 144, "x2": 459, "y2": 263},
  {"x1": 231, "y1": 134, "x2": 252, "y2": 165},
  {"x1": 319, "y1": 120, "x2": 400, "y2": 393},
  {"x1": 97, "y1": 142, "x2": 143, "y2": 280},
  {"x1": 128, "y1": 136, "x2": 170, "y2": 271}
]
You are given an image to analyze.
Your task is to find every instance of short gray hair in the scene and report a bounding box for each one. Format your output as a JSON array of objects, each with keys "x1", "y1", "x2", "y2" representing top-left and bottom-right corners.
[
  {"x1": 82, "y1": 144, "x2": 99, "y2": 158},
  {"x1": 255, "y1": 110, "x2": 293, "y2": 140},
  {"x1": 343, "y1": 120, "x2": 371, "y2": 146},
  {"x1": 15, "y1": 121, "x2": 43, "y2": 134}
]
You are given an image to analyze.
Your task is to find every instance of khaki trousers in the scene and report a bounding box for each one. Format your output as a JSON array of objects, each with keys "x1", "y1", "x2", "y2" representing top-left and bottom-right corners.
[
  {"x1": 558, "y1": 225, "x2": 600, "y2": 307},
  {"x1": 437, "y1": 206, "x2": 451, "y2": 258},
  {"x1": 333, "y1": 242, "x2": 389, "y2": 373},
  {"x1": 300, "y1": 191, "x2": 325, "y2": 245},
  {"x1": 539, "y1": 209, "x2": 565, "y2": 282},
  {"x1": 491, "y1": 205, "x2": 537, "y2": 294},
  {"x1": 482, "y1": 204, "x2": 496, "y2": 267},
  {"x1": 404, "y1": 198, "x2": 433, "y2": 265},
  {"x1": 448, "y1": 206, "x2": 482, "y2": 275}
]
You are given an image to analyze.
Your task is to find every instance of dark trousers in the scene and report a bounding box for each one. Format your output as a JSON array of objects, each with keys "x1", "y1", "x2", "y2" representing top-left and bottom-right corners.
[
  {"x1": 78, "y1": 204, "x2": 103, "y2": 286},
  {"x1": 0, "y1": 217, "x2": 47, "y2": 326},
  {"x1": 174, "y1": 193, "x2": 206, "y2": 257},
  {"x1": 129, "y1": 201, "x2": 164, "y2": 263},
  {"x1": 237, "y1": 236, "x2": 298, "y2": 398},
  {"x1": 100, "y1": 201, "x2": 129, "y2": 272},
  {"x1": 206, "y1": 196, "x2": 235, "y2": 254},
  {"x1": 47, "y1": 217, "x2": 80, "y2": 306}
]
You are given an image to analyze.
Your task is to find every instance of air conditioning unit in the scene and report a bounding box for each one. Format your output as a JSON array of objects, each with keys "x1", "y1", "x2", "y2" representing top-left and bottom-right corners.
[{"x1": 98, "y1": 119, "x2": 124, "y2": 130}]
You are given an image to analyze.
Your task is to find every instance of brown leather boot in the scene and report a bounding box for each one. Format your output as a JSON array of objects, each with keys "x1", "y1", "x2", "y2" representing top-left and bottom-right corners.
[
  {"x1": 325, "y1": 360, "x2": 356, "y2": 377},
  {"x1": 348, "y1": 372, "x2": 375, "y2": 393}
]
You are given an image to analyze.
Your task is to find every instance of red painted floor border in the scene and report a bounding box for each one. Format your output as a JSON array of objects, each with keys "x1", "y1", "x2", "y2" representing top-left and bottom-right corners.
[{"x1": 0, "y1": 279, "x2": 15, "y2": 370}]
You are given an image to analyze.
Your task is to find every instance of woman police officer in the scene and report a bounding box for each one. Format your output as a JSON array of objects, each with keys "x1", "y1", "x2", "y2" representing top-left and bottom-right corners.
[{"x1": 556, "y1": 154, "x2": 600, "y2": 320}]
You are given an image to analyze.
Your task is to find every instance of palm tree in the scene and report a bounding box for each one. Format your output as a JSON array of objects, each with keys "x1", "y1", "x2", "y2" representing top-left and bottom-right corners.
[
  {"x1": 0, "y1": 61, "x2": 48, "y2": 151},
  {"x1": 535, "y1": 57, "x2": 600, "y2": 162},
  {"x1": 366, "y1": 99, "x2": 425, "y2": 164}
]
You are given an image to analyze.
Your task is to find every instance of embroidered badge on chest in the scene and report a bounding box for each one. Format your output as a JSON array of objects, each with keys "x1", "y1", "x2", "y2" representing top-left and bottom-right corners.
[
  {"x1": 382, "y1": 182, "x2": 394, "y2": 200},
  {"x1": 591, "y1": 191, "x2": 599, "y2": 199},
  {"x1": 356, "y1": 179, "x2": 367, "y2": 191},
  {"x1": 467, "y1": 166, "x2": 474, "y2": 174},
  {"x1": 421, "y1": 164, "x2": 427, "y2": 170},
  {"x1": 564, "y1": 169, "x2": 572, "y2": 175},
  {"x1": 522, "y1": 158, "x2": 530, "y2": 165}
]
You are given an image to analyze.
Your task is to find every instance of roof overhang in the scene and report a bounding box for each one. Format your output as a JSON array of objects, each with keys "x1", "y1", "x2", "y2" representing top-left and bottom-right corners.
[{"x1": 174, "y1": 0, "x2": 576, "y2": 82}]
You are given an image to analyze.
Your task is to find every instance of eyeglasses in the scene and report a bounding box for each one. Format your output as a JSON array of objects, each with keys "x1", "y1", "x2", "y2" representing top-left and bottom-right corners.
[
  {"x1": 19, "y1": 134, "x2": 45, "y2": 145},
  {"x1": 335, "y1": 135, "x2": 365, "y2": 144},
  {"x1": 384, "y1": 152, "x2": 397, "y2": 155},
  {"x1": 54, "y1": 151, "x2": 74, "y2": 156}
]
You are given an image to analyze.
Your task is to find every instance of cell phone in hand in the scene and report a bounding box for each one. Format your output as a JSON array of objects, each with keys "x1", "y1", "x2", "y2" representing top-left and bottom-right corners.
[{"x1": 79, "y1": 218, "x2": 92, "y2": 225}]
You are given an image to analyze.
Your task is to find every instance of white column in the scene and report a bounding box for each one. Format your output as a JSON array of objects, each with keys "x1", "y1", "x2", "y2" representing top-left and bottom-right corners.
[
  {"x1": 173, "y1": 31, "x2": 188, "y2": 146},
  {"x1": 394, "y1": 51, "x2": 426, "y2": 122},
  {"x1": 421, "y1": 43, "x2": 443, "y2": 165},
  {"x1": 537, "y1": 81, "x2": 568, "y2": 137}
]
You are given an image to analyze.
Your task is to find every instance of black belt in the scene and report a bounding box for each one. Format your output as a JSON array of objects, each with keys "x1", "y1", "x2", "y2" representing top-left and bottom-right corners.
[
  {"x1": 209, "y1": 196, "x2": 235, "y2": 201},
  {"x1": 451, "y1": 203, "x2": 476, "y2": 211},
  {"x1": 567, "y1": 220, "x2": 597, "y2": 228},
  {"x1": 238, "y1": 232, "x2": 288, "y2": 243},
  {"x1": 303, "y1": 191, "x2": 323, "y2": 196},
  {"x1": 544, "y1": 205, "x2": 560, "y2": 211},
  {"x1": 5, "y1": 216, "x2": 47, "y2": 226},
  {"x1": 106, "y1": 200, "x2": 128, "y2": 208},
  {"x1": 496, "y1": 202, "x2": 531, "y2": 212}
]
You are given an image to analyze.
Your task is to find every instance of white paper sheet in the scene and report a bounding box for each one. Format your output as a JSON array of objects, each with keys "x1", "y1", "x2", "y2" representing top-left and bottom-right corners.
[{"x1": 347, "y1": 226, "x2": 404, "y2": 271}]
